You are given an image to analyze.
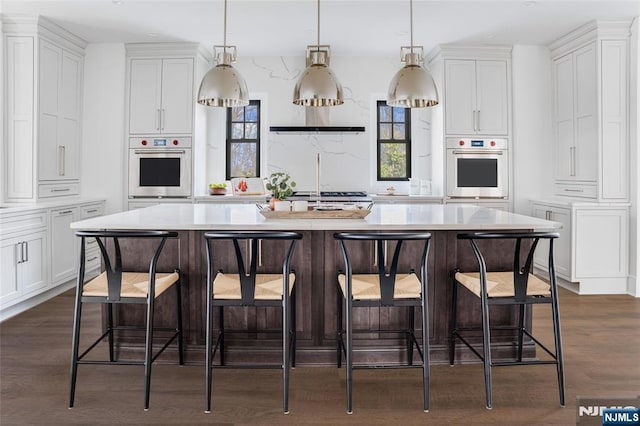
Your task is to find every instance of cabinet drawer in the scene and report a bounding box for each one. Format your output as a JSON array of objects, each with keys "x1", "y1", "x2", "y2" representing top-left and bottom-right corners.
[
  {"x1": 554, "y1": 183, "x2": 597, "y2": 199},
  {"x1": 38, "y1": 182, "x2": 79, "y2": 198},
  {"x1": 85, "y1": 247, "x2": 101, "y2": 271},
  {"x1": 80, "y1": 204, "x2": 104, "y2": 219},
  {"x1": 0, "y1": 212, "x2": 47, "y2": 235}
]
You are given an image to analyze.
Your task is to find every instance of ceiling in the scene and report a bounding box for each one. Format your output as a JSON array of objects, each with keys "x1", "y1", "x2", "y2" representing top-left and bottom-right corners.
[{"x1": 2, "y1": 1, "x2": 639, "y2": 57}]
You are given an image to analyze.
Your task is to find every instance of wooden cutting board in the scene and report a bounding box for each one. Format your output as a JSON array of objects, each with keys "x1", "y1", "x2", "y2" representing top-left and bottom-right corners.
[{"x1": 258, "y1": 207, "x2": 371, "y2": 219}]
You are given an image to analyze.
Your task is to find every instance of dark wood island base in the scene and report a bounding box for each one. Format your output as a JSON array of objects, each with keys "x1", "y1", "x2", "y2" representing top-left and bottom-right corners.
[{"x1": 110, "y1": 229, "x2": 537, "y2": 366}]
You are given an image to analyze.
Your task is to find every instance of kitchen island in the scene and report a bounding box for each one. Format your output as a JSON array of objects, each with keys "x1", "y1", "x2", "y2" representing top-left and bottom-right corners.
[{"x1": 71, "y1": 203, "x2": 560, "y2": 365}]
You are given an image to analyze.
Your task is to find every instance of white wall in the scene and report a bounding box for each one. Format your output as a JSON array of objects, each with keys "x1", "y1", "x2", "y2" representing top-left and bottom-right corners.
[
  {"x1": 80, "y1": 43, "x2": 126, "y2": 214},
  {"x1": 511, "y1": 45, "x2": 553, "y2": 215},
  {"x1": 204, "y1": 55, "x2": 434, "y2": 195},
  {"x1": 629, "y1": 17, "x2": 639, "y2": 297}
]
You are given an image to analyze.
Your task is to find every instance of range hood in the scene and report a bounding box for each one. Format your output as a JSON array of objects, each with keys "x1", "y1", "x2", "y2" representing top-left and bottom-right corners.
[{"x1": 270, "y1": 102, "x2": 365, "y2": 134}]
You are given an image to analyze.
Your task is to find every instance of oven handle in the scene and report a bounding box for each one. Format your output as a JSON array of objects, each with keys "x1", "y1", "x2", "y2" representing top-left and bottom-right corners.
[
  {"x1": 451, "y1": 150, "x2": 504, "y2": 155},
  {"x1": 133, "y1": 149, "x2": 187, "y2": 155}
]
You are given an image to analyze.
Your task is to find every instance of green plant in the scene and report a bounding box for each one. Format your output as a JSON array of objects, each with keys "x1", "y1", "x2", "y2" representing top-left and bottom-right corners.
[
  {"x1": 265, "y1": 172, "x2": 296, "y2": 200},
  {"x1": 208, "y1": 182, "x2": 227, "y2": 189}
]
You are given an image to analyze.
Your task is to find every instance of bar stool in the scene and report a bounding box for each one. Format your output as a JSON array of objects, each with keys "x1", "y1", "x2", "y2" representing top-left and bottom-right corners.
[
  {"x1": 450, "y1": 231, "x2": 565, "y2": 409},
  {"x1": 334, "y1": 232, "x2": 432, "y2": 414},
  {"x1": 69, "y1": 230, "x2": 183, "y2": 411},
  {"x1": 203, "y1": 231, "x2": 302, "y2": 414}
]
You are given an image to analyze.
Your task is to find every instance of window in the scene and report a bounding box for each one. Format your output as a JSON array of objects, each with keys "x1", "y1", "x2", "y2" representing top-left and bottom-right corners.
[
  {"x1": 226, "y1": 100, "x2": 260, "y2": 179},
  {"x1": 376, "y1": 101, "x2": 411, "y2": 181}
]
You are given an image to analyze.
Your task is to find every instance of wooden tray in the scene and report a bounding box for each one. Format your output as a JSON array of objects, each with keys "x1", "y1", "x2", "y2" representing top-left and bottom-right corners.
[{"x1": 258, "y1": 205, "x2": 371, "y2": 219}]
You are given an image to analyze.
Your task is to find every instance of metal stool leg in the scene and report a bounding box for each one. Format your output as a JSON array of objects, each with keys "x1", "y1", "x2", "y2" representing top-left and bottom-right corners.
[
  {"x1": 337, "y1": 288, "x2": 343, "y2": 368},
  {"x1": 551, "y1": 286, "x2": 565, "y2": 406},
  {"x1": 69, "y1": 284, "x2": 83, "y2": 408},
  {"x1": 408, "y1": 306, "x2": 415, "y2": 365},
  {"x1": 290, "y1": 286, "x2": 297, "y2": 368},
  {"x1": 480, "y1": 292, "x2": 493, "y2": 410},
  {"x1": 107, "y1": 302, "x2": 115, "y2": 362},
  {"x1": 282, "y1": 274, "x2": 291, "y2": 414},
  {"x1": 345, "y1": 275, "x2": 353, "y2": 414},
  {"x1": 218, "y1": 306, "x2": 225, "y2": 366},
  {"x1": 421, "y1": 274, "x2": 430, "y2": 412},
  {"x1": 449, "y1": 271, "x2": 459, "y2": 366},
  {"x1": 143, "y1": 295, "x2": 155, "y2": 411},
  {"x1": 205, "y1": 283, "x2": 214, "y2": 413},
  {"x1": 516, "y1": 303, "x2": 525, "y2": 362},
  {"x1": 176, "y1": 276, "x2": 184, "y2": 365}
]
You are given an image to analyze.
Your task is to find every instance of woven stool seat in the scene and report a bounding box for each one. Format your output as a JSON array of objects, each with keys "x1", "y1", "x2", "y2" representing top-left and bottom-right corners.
[
  {"x1": 213, "y1": 273, "x2": 295, "y2": 300},
  {"x1": 454, "y1": 271, "x2": 550, "y2": 298},
  {"x1": 83, "y1": 271, "x2": 179, "y2": 298},
  {"x1": 338, "y1": 273, "x2": 421, "y2": 300}
]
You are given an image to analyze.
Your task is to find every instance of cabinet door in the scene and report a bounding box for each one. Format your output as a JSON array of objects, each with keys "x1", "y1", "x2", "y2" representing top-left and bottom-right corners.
[
  {"x1": 38, "y1": 38, "x2": 62, "y2": 181},
  {"x1": 553, "y1": 54, "x2": 574, "y2": 181},
  {"x1": 160, "y1": 59, "x2": 193, "y2": 134},
  {"x1": 20, "y1": 230, "x2": 47, "y2": 295},
  {"x1": 58, "y1": 50, "x2": 82, "y2": 180},
  {"x1": 531, "y1": 204, "x2": 571, "y2": 280},
  {"x1": 5, "y1": 36, "x2": 35, "y2": 199},
  {"x1": 445, "y1": 60, "x2": 476, "y2": 135},
  {"x1": 50, "y1": 207, "x2": 79, "y2": 285},
  {"x1": 475, "y1": 60, "x2": 508, "y2": 135},
  {"x1": 0, "y1": 238, "x2": 21, "y2": 305},
  {"x1": 573, "y1": 43, "x2": 597, "y2": 182},
  {"x1": 129, "y1": 59, "x2": 163, "y2": 134}
]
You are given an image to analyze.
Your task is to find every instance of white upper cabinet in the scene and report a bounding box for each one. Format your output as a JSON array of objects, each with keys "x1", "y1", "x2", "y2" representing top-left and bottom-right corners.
[
  {"x1": 550, "y1": 20, "x2": 630, "y2": 201},
  {"x1": 128, "y1": 57, "x2": 194, "y2": 135},
  {"x1": 444, "y1": 58, "x2": 508, "y2": 136},
  {"x1": 38, "y1": 38, "x2": 82, "y2": 182}
]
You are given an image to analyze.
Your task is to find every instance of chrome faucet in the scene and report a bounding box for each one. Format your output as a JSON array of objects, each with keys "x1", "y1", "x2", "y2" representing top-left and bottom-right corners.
[{"x1": 316, "y1": 153, "x2": 321, "y2": 197}]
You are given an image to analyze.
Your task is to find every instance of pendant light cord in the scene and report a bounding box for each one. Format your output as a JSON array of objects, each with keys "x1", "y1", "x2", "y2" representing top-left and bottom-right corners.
[
  {"x1": 223, "y1": 0, "x2": 228, "y2": 55},
  {"x1": 410, "y1": 0, "x2": 414, "y2": 54},
  {"x1": 317, "y1": 0, "x2": 320, "y2": 52}
]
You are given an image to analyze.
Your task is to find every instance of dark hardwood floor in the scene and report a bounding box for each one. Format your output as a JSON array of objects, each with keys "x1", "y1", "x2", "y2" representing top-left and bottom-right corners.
[{"x1": 1, "y1": 287, "x2": 639, "y2": 425}]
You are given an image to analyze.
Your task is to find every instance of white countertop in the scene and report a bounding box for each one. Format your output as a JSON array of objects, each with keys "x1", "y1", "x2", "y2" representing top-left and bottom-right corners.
[
  {"x1": 71, "y1": 203, "x2": 561, "y2": 231},
  {"x1": 0, "y1": 197, "x2": 106, "y2": 215}
]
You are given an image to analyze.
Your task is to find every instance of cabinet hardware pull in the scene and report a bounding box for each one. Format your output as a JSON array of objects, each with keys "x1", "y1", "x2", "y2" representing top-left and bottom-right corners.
[
  {"x1": 477, "y1": 110, "x2": 480, "y2": 132},
  {"x1": 58, "y1": 146, "x2": 66, "y2": 176},
  {"x1": 452, "y1": 150, "x2": 503, "y2": 155},
  {"x1": 86, "y1": 209, "x2": 98, "y2": 214},
  {"x1": 563, "y1": 188, "x2": 584, "y2": 193},
  {"x1": 156, "y1": 109, "x2": 161, "y2": 130},
  {"x1": 51, "y1": 188, "x2": 71, "y2": 192},
  {"x1": 569, "y1": 147, "x2": 576, "y2": 177},
  {"x1": 545, "y1": 210, "x2": 551, "y2": 221},
  {"x1": 24, "y1": 241, "x2": 28, "y2": 262},
  {"x1": 473, "y1": 110, "x2": 477, "y2": 131},
  {"x1": 133, "y1": 149, "x2": 186, "y2": 155},
  {"x1": 161, "y1": 109, "x2": 165, "y2": 131},
  {"x1": 87, "y1": 256, "x2": 99, "y2": 262},
  {"x1": 59, "y1": 210, "x2": 73, "y2": 215},
  {"x1": 17, "y1": 242, "x2": 23, "y2": 264}
]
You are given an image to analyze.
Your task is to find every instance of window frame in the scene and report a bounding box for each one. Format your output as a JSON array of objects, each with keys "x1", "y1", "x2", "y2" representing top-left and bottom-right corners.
[
  {"x1": 376, "y1": 100, "x2": 411, "y2": 181},
  {"x1": 226, "y1": 100, "x2": 261, "y2": 180}
]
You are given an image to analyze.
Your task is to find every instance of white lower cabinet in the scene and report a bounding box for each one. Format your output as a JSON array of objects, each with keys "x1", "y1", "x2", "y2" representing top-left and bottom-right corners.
[
  {"x1": 50, "y1": 207, "x2": 79, "y2": 285},
  {"x1": 0, "y1": 230, "x2": 47, "y2": 306},
  {"x1": 531, "y1": 200, "x2": 629, "y2": 294},
  {"x1": 0, "y1": 199, "x2": 105, "y2": 321}
]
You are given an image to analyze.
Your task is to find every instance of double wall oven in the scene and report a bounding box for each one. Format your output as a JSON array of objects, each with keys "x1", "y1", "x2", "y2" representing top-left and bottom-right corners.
[
  {"x1": 128, "y1": 137, "x2": 192, "y2": 198},
  {"x1": 446, "y1": 137, "x2": 509, "y2": 199}
]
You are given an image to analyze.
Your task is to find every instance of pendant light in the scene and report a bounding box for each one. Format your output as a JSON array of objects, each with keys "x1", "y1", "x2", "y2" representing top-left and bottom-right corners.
[
  {"x1": 197, "y1": 0, "x2": 249, "y2": 107},
  {"x1": 292, "y1": 0, "x2": 343, "y2": 106},
  {"x1": 387, "y1": 0, "x2": 439, "y2": 108}
]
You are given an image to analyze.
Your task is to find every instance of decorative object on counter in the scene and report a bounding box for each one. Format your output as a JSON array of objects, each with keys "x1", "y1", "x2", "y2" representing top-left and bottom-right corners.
[
  {"x1": 273, "y1": 200, "x2": 292, "y2": 212},
  {"x1": 292, "y1": 200, "x2": 309, "y2": 212},
  {"x1": 230, "y1": 177, "x2": 266, "y2": 195},
  {"x1": 387, "y1": 0, "x2": 439, "y2": 108},
  {"x1": 386, "y1": 186, "x2": 396, "y2": 195},
  {"x1": 292, "y1": 0, "x2": 343, "y2": 106},
  {"x1": 265, "y1": 172, "x2": 297, "y2": 209},
  {"x1": 208, "y1": 183, "x2": 227, "y2": 195},
  {"x1": 257, "y1": 203, "x2": 372, "y2": 219},
  {"x1": 197, "y1": 0, "x2": 249, "y2": 107}
]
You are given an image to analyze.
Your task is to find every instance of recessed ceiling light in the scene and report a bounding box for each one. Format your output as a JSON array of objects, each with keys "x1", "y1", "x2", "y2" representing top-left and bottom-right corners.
[
  {"x1": 147, "y1": 33, "x2": 157, "y2": 37},
  {"x1": 523, "y1": 1, "x2": 537, "y2": 7},
  {"x1": 112, "y1": 0, "x2": 124, "y2": 5}
]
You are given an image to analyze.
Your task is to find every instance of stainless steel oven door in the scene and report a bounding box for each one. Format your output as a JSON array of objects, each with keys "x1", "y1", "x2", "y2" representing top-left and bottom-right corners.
[
  {"x1": 446, "y1": 149, "x2": 508, "y2": 199},
  {"x1": 128, "y1": 148, "x2": 192, "y2": 198}
]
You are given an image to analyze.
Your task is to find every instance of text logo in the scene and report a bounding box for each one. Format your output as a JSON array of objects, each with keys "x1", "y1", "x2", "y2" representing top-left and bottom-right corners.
[{"x1": 577, "y1": 396, "x2": 640, "y2": 426}]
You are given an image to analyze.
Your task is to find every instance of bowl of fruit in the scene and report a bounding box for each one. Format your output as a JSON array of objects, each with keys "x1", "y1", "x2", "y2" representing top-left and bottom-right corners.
[{"x1": 209, "y1": 183, "x2": 227, "y2": 195}]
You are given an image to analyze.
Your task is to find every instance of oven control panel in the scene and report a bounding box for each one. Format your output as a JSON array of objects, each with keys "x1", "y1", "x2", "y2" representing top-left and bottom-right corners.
[
  {"x1": 446, "y1": 137, "x2": 507, "y2": 150},
  {"x1": 129, "y1": 137, "x2": 192, "y2": 149}
]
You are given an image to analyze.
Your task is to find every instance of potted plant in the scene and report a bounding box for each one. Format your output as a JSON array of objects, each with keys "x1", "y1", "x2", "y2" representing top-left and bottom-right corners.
[
  {"x1": 208, "y1": 182, "x2": 227, "y2": 195},
  {"x1": 265, "y1": 172, "x2": 296, "y2": 209}
]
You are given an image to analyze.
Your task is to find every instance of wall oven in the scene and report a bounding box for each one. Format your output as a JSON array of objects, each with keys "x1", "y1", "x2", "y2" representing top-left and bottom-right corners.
[
  {"x1": 128, "y1": 137, "x2": 192, "y2": 198},
  {"x1": 446, "y1": 137, "x2": 508, "y2": 199}
]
